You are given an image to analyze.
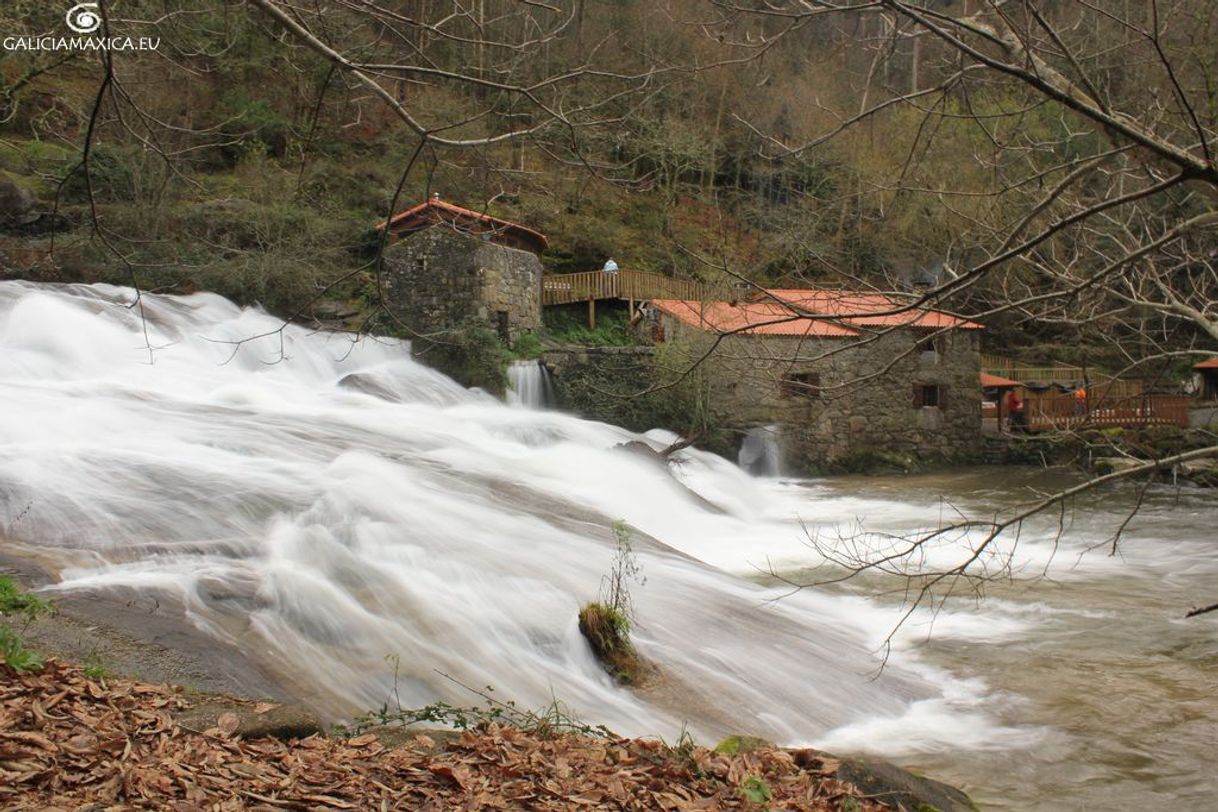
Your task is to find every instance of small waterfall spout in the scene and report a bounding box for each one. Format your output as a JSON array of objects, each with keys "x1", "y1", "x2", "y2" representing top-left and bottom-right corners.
[
  {"x1": 507, "y1": 359, "x2": 555, "y2": 409},
  {"x1": 738, "y1": 424, "x2": 782, "y2": 477}
]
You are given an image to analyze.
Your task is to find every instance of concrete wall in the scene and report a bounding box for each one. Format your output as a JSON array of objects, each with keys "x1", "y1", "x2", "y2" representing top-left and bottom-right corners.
[
  {"x1": 380, "y1": 227, "x2": 542, "y2": 341},
  {"x1": 661, "y1": 316, "x2": 982, "y2": 469}
]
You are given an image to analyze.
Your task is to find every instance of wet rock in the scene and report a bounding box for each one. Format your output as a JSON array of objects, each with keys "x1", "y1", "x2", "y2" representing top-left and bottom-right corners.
[
  {"x1": 0, "y1": 175, "x2": 38, "y2": 226},
  {"x1": 833, "y1": 755, "x2": 979, "y2": 812},
  {"x1": 1177, "y1": 458, "x2": 1218, "y2": 487},
  {"x1": 175, "y1": 696, "x2": 323, "y2": 740},
  {"x1": 1093, "y1": 456, "x2": 1143, "y2": 475},
  {"x1": 614, "y1": 440, "x2": 667, "y2": 467}
]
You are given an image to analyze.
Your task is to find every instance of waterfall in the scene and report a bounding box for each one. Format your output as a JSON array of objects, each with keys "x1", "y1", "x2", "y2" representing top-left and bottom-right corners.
[
  {"x1": 0, "y1": 280, "x2": 1016, "y2": 754},
  {"x1": 738, "y1": 424, "x2": 782, "y2": 477},
  {"x1": 507, "y1": 359, "x2": 555, "y2": 409}
]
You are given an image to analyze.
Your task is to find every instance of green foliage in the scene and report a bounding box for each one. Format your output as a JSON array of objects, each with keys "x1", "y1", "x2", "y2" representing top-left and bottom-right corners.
[
  {"x1": 216, "y1": 89, "x2": 294, "y2": 160},
  {"x1": 0, "y1": 577, "x2": 49, "y2": 675},
  {"x1": 415, "y1": 319, "x2": 511, "y2": 395},
  {"x1": 602, "y1": 520, "x2": 644, "y2": 623},
  {"x1": 510, "y1": 331, "x2": 544, "y2": 360},
  {"x1": 60, "y1": 143, "x2": 172, "y2": 205},
  {"x1": 740, "y1": 775, "x2": 773, "y2": 804},
  {"x1": 0, "y1": 626, "x2": 43, "y2": 673},
  {"x1": 0, "y1": 576, "x2": 51, "y2": 621},
  {"x1": 578, "y1": 521, "x2": 647, "y2": 684},
  {"x1": 544, "y1": 306, "x2": 635, "y2": 346},
  {"x1": 337, "y1": 672, "x2": 615, "y2": 740}
]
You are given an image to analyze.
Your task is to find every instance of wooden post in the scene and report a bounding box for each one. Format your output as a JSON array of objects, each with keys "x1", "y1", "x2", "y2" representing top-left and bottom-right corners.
[{"x1": 587, "y1": 297, "x2": 596, "y2": 330}]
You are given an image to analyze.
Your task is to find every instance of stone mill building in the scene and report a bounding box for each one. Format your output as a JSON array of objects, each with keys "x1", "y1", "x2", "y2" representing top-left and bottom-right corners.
[
  {"x1": 378, "y1": 197, "x2": 546, "y2": 342},
  {"x1": 649, "y1": 289, "x2": 984, "y2": 470}
]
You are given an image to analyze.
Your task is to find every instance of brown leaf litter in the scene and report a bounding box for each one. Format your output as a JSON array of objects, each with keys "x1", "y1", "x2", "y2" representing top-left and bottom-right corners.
[{"x1": 1, "y1": 659, "x2": 893, "y2": 810}]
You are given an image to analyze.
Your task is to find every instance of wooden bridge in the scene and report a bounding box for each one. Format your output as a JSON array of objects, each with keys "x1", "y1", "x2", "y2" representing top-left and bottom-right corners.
[
  {"x1": 542, "y1": 270, "x2": 715, "y2": 328},
  {"x1": 542, "y1": 270, "x2": 710, "y2": 306}
]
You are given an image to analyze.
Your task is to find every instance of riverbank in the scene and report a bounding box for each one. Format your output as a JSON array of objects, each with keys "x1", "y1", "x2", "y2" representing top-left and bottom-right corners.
[
  {"x1": 0, "y1": 654, "x2": 975, "y2": 811},
  {"x1": 981, "y1": 425, "x2": 1218, "y2": 487}
]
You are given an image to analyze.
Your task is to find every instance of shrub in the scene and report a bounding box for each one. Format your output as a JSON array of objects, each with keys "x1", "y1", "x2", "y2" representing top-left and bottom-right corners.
[
  {"x1": 578, "y1": 521, "x2": 647, "y2": 684},
  {"x1": 414, "y1": 319, "x2": 511, "y2": 394},
  {"x1": 511, "y1": 331, "x2": 544, "y2": 360},
  {"x1": 0, "y1": 627, "x2": 43, "y2": 673},
  {"x1": 0, "y1": 576, "x2": 50, "y2": 674}
]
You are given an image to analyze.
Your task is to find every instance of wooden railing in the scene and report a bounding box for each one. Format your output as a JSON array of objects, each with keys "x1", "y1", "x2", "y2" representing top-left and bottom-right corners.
[
  {"x1": 980, "y1": 353, "x2": 1144, "y2": 398},
  {"x1": 542, "y1": 270, "x2": 709, "y2": 305},
  {"x1": 1025, "y1": 393, "x2": 1190, "y2": 430}
]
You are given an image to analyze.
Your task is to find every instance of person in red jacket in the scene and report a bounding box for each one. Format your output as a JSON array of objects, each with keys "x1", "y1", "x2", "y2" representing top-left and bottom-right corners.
[{"x1": 1007, "y1": 389, "x2": 1025, "y2": 431}]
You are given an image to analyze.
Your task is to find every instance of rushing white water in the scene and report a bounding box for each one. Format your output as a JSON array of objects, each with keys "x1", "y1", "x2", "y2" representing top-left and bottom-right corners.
[
  {"x1": 0, "y1": 280, "x2": 1016, "y2": 750},
  {"x1": 7, "y1": 282, "x2": 1216, "y2": 809},
  {"x1": 506, "y1": 359, "x2": 554, "y2": 410},
  {"x1": 738, "y1": 424, "x2": 782, "y2": 477}
]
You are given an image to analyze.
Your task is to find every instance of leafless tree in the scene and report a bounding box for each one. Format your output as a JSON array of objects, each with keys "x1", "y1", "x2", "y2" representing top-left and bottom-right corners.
[{"x1": 690, "y1": 0, "x2": 1218, "y2": 620}]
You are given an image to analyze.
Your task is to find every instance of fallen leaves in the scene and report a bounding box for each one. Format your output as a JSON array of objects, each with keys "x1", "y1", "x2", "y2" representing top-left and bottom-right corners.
[{"x1": 0, "y1": 659, "x2": 892, "y2": 810}]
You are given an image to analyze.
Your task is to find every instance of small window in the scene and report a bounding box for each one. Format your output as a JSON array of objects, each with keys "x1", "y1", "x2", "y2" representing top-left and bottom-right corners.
[
  {"x1": 415, "y1": 256, "x2": 427, "y2": 273},
  {"x1": 780, "y1": 372, "x2": 821, "y2": 399},
  {"x1": 912, "y1": 384, "x2": 947, "y2": 408},
  {"x1": 496, "y1": 310, "x2": 510, "y2": 342}
]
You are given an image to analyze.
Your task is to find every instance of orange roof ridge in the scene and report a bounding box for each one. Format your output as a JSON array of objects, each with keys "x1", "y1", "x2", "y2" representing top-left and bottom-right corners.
[
  {"x1": 761, "y1": 288, "x2": 983, "y2": 330},
  {"x1": 376, "y1": 198, "x2": 549, "y2": 249},
  {"x1": 650, "y1": 298, "x2": 860, "y2": 337}
]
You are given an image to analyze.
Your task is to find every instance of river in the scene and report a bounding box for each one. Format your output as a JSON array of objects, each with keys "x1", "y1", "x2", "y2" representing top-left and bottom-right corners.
[{"x1": 1, "y1": 281, "x2": 1214, "y2": 810}]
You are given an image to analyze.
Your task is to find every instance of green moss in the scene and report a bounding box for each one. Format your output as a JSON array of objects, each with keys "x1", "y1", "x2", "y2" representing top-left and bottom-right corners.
[
  {"x1": 714, "y1": 735, "x2": 769, "y2": 756},
  {"x1": 577, "y1": 601, "x2": 641, "y2": 684}
]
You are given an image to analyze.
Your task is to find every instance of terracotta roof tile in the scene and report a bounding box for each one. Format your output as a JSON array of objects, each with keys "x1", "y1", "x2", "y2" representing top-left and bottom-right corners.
[
  {"x1": 981, "y1": 372, "x2": 1023, "y2": 388},
  {"x1": 651, "y1": 299, "x2": 860, "y2": 337},
  {"x1": 762, "y1": 289, "x2": 984, "y2": 330}
]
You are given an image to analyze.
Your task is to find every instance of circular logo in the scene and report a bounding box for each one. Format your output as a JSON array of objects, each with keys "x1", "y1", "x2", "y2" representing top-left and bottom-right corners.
[{"x1": 65, "y1": 2, "x2": 101, "y2": 34}]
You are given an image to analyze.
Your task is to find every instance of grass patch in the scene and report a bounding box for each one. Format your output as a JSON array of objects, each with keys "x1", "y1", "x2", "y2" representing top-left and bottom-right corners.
[
  {"x1": 0, "y1": 626, "x2": 43, "y2": 673},
  {"x1": 0, "y1": 575, "x2": 51, "y2": 620},
  {"x1": 0, "y1": 576, "x2": 51, "y2": 674}
]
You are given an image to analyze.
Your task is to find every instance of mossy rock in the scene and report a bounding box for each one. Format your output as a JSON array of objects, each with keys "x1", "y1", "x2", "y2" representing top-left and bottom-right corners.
[
  {"x1": 714, "y1": 735, "x2": 769, "y2": 756},
  {"x1": 832, "y1": 756, "x2": 978, "y2": 812},
  {"x1": 578, "y1": 602, "x2": 645, "y2": 685}
]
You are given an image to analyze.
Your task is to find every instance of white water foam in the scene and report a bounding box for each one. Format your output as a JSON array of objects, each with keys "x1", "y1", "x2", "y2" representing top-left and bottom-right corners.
[{"x1": 1, "y1": 280, "x2": 1033, "y2": 752}]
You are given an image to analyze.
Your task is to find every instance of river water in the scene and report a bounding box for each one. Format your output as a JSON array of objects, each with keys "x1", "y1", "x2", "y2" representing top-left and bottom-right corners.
[{"x1": 0, "y1": 281, "x2": 1214, "y2": 810}]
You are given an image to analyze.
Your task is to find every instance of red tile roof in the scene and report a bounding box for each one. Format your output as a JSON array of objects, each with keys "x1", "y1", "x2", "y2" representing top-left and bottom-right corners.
[
  {"x1": 981, "y1": 372, "x2": 1022, "y2": 388},
  {"x1": 1195, "y1": 357, "x2": 1218, "y2": 370},
  {"x1": 761, "y1": 289, "x2": 984, "y2": 330},
  {"x1": 651, "y1": 299, "x2": 860, "y2": 337},
  {"x1": 377, "y1": 199, "x2": 549, "y2": 251}
]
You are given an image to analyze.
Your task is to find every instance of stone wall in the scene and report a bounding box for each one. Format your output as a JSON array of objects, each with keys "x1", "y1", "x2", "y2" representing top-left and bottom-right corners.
[
  {"x1": 660, "y1": 317, "x2": 982, "y2": 469},
  {"x1": 380, "y1": 227, "x2": 541, "y2": 341}
]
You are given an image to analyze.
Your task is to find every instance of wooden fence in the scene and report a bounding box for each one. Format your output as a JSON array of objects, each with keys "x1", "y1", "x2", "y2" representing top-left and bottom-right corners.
[
  {"x1": 541, "y1": 270, "x2": 709, "y2": 306},
  {"x1": 1024, "y1": 393, "x2": 1190, "y2": 430},
  {"x1": 981, "y1": 353, "x2": 1144, "y2": 397}
]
